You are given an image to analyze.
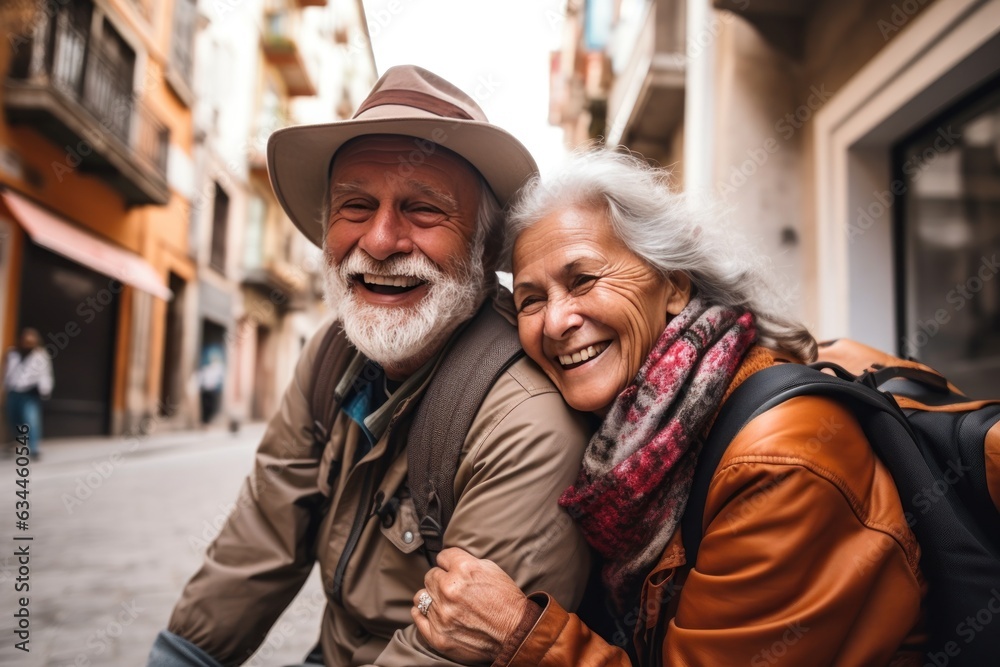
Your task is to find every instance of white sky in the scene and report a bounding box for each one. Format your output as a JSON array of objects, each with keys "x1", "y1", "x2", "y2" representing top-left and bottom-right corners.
[{"x1": 360, "y1": 0, "x2": 568, "y2": 175}]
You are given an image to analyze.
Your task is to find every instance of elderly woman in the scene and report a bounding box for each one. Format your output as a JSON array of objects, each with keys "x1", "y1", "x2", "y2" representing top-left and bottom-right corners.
[{"x1": 410, "y1": 151, "x2": 925, "y2": 666}]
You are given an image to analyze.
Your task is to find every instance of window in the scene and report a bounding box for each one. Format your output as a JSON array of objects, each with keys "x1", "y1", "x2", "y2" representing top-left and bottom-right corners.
[
  {"x1": 254, "y1": 82, "x2": 284, "y2": 147},
  {"x1": 45, "y1": 0, "x2": 93, "y2": 97},
  {"x1": 243, "y1": 196, "x2": 266, "y2": 270},
  {"x1": 170, "y1": 0, "x2": 197, "y2": 83},
  {"x1": 210, "y1": 183, "x2": 230, "y2": 272},
  {"x1": 89, "y1": 19, "x2": 136, "y2": 143},
  {"x1": 895, "y1": 77, "x2": 1000, "y2": 399}
]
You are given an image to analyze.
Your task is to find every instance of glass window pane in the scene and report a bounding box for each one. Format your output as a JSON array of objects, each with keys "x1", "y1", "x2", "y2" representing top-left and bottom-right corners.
[
  {"x1": 897, "y1": 80, "x2": 1000, "y2": 399},
  {"x1": 244, "y1": 196, "x2": 266, "y2": 270}
]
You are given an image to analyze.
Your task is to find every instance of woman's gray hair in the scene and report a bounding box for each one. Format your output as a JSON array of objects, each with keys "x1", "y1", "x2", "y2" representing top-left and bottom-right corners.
[{"x1": 505, "y1": 149, "x2": 817, "y2": 363}]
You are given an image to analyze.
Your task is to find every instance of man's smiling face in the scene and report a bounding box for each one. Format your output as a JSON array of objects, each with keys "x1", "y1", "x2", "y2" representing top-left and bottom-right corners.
[{"x1": 322, "y1": 135, "x2": 487, "y2": 378}]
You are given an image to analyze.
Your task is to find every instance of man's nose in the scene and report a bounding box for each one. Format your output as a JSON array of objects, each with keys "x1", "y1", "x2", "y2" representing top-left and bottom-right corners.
[
  {"x1": 543, "y1": 297, "x2": 583, "y2": 340},
  {"x1": 358, "y1": 206, "x2": 414, "y2": 260}
]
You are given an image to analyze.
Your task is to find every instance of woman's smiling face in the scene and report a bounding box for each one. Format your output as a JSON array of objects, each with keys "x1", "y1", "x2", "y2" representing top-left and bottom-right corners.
[{"x1": 513, "y1": 206, "x2": 691, "y2": 414}]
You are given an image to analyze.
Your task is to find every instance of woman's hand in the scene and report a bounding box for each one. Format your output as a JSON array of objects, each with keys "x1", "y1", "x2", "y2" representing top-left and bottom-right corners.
[{"x1": 412, "y1": 547, "x2": 529, "y2": 665}]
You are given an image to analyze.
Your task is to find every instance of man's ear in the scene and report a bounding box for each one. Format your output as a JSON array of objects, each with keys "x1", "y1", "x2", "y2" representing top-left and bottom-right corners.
[
  {"x1": 666, "y1": 272, "x2": 693, "y2": 315},
  {"x1": 480, "y1": 215, "x2": 507, "y2": 275},
  {"x1": 480, "y1": 233, "x2": 500, "y2": 273}
]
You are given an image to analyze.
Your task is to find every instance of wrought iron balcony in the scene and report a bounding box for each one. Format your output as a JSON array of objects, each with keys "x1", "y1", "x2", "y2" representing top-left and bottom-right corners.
[
  {"x1": 261, "y1": 12, "x2": 318, "y2": 97},
  {"x1": 4, "y1": 12, "x2": 170, "y2": 206},
  {"x1": 242, "y1": 258, "x2": 312, "y2": 310},
  {"x1": 605, "y1": 0, "x2": 686, "y2": 153}
]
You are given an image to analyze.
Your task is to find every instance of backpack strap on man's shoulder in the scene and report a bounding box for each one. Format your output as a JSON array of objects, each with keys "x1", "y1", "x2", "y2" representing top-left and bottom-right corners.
[
  {"x1": 407, "y1": 301, "x2": 525, "y2": 565},
  {"x1": 310, "y1": 322, "x2": 354, "y2": 449}
]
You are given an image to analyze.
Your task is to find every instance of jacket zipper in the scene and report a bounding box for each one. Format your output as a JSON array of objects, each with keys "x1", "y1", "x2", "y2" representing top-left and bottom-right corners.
[{"x1": 332, "y1": 465, "x2": 376, "y2": 606}]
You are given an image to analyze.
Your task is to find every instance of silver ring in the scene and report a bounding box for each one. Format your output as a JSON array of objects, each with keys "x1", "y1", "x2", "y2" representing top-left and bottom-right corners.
[{"x1": 417, "y1": 591, "x2": 433, "y2": 616}]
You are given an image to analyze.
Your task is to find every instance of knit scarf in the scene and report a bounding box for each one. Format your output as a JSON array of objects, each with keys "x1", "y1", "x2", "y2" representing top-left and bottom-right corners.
[{"x1": 559, "y1": 296, "x2": 757, "y2": 607}]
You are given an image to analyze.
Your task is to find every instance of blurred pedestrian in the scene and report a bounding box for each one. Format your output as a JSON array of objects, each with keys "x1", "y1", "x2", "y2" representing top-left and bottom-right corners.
[
  {"x1": 197, "y1": 349, "x2": 224, "y2": 425},
  {"x1": 3, "y1": 327, "x2": 53, "y2": 459}
]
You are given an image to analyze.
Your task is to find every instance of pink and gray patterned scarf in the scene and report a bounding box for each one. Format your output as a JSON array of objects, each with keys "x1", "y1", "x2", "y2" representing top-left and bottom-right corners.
[{"x1": 559, "y1": 296, "x2": 757, "y2": 607}]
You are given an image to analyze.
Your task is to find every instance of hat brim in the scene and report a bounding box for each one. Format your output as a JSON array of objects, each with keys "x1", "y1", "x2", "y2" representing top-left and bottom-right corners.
[{"x1": 267, "y1": 113, "x2": 539, "y2": 247}]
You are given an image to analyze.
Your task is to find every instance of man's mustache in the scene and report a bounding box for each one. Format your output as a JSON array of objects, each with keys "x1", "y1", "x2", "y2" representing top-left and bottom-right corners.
[{"x1": 328, "y1": 250, "x2": 443, "y2": 284}]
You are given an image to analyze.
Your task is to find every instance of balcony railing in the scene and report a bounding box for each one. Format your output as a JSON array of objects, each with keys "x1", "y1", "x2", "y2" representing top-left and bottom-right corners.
[
  {"x1": 605, "y1": 0, "x2": 686, "y2": 152},
  {"x1": 261, "y1": 12, "x2": 318, "y2": 97},
  {"x1": 242, "y1": 258, "x2": 312, "y2": 309},
  {"x1": 135, "y1": 100, "x2": 169, "y2": 176},
  {"x1": 5, "y1": 11, "x2": 170, "y2": 205}
]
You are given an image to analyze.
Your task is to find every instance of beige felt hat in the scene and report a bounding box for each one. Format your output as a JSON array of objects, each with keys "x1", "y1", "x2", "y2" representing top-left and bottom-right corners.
[{"x1": 267, "y1": 65, "x2": 539, "y2": 247}]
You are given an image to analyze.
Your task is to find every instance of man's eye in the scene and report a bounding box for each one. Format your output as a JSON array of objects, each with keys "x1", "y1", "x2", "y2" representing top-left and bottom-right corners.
[
  {"x1": 573, "y1": 275, "x2": 597, "y2": 289},
  {"x1": 337, "y1": 201, "x2": 373, "y2": 220}
]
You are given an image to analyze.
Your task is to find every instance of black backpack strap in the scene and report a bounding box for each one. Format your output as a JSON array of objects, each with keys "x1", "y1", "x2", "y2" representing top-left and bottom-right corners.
[
  {"x1": 407, "y1": 301, "x2": 525, "y2": 565},
  {"x1": 681, "y1": 363, "x2": 906, "y2": 566},
  {"x1": 309, "y1": 322, "x2": 354, "y2": 449},
  {"x1": 680, "y1": 365, "x2": 792, "y2": 566}
]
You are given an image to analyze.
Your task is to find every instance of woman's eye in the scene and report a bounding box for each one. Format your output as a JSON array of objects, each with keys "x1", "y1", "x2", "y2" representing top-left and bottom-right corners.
[
  {"x1": 573, "y1": 275, "x2": 597, "y2": 289},
  {"x1": 517, "y1": 296, "x2": 543, "y2": 313}
]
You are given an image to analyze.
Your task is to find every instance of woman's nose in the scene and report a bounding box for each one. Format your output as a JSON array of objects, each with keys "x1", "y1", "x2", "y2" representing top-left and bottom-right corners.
[
  {"x1": 543, "y1": 298, "x2": 583, "y2": 340},
  {"x1": 358, "y1": 207, "x2": 414, "y2": 260}
]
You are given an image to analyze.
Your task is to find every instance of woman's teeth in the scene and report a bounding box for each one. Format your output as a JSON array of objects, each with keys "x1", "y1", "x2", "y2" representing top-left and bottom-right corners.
[
  {"x1": 558, "y1": 342, "x2": 608, "y2": 367},
  {"x1": 362, "y1": 273, "x2": 421, "y2": 288}
]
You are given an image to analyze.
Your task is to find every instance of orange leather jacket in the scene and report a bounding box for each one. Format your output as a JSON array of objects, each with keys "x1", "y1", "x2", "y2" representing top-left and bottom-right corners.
[{"x1": 498, "y1": 350, "x2": 926, "y2": 666}]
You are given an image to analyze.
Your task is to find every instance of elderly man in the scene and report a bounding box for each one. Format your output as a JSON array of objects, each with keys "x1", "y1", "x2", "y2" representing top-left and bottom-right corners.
[{"x1": 149, "y1": 66, "x2": 591, "y2": 666}]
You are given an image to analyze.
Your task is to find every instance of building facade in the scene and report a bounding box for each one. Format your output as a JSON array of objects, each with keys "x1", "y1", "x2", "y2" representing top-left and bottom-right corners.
[
  {"x1": 553, "y1": 0, "x2": 1000, "y2": 398},
  {"x1": 189, "y1": 0, "x2": 375, "y2": 427},
  {"x1": 0, "y1": 0, "x2": 375, "y2": 439},
  {"x1": 0, "y1": 0, "x2": 198, "y2": 437}
]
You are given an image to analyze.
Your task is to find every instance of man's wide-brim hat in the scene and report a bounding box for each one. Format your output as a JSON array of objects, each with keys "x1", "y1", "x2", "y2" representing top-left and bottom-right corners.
[{"x1": 267, "y1": 65, "x2": 539, "y2": 247}]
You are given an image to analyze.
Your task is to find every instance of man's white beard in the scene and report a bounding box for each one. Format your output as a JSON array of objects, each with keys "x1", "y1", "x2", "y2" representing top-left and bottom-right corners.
[{"x1": 322, "y1": 247, "x2": 485, "y2": 369}]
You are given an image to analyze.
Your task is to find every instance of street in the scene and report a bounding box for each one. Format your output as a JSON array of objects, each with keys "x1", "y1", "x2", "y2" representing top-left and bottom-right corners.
[{"x1": 0, "y1": 424, "x2": 324, "y2": 667}]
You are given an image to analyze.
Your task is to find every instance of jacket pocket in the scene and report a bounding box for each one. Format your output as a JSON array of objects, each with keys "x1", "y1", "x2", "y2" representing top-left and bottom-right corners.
[{"x1": 379, "y1": 495, "x2": 425, "y2": 554}]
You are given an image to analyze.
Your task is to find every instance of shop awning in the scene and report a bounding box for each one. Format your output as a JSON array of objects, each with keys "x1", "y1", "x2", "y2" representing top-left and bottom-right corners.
[{"x1": 2, "y1": 190, "x2": 172, "y2": 301}]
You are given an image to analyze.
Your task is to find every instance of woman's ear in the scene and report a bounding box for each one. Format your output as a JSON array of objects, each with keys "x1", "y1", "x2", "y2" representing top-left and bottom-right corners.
[{"x1": 665, "y1": 273, "x2": 692, "y2": 315}]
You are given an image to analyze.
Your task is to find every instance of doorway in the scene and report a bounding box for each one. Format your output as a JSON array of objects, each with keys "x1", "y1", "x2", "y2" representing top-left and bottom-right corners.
[{"x1": 18, "y1": 241, "x2": 117, "y2": 436}]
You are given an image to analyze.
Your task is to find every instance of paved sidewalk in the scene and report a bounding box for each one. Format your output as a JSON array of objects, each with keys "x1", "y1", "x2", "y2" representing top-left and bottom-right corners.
[
  {"x1": 0, "y1": 423, "x2": 325, "y2": 666},
  {"x1": 6, "y1": 423, "x2": 253, "y2": 467}
]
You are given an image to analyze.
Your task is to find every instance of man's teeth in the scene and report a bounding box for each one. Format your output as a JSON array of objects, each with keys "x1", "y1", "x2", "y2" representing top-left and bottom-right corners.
[
  {"x1": 558, "y1": 343, "x2": 608, "y2": 367},
  {"x1": 363, "y1": 273, "x2": 421, "y2": 288}
]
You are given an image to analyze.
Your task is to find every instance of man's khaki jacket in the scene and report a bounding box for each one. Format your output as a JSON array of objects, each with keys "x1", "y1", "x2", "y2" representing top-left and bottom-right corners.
[{"x1": 168, "y1": 297, "x2": 593, "y2": 666}]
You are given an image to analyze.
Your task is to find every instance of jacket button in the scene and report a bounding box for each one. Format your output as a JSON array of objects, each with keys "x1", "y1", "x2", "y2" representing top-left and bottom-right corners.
[{"x1": 403, "y1": 531, "x2": 414, "y2": 544}]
